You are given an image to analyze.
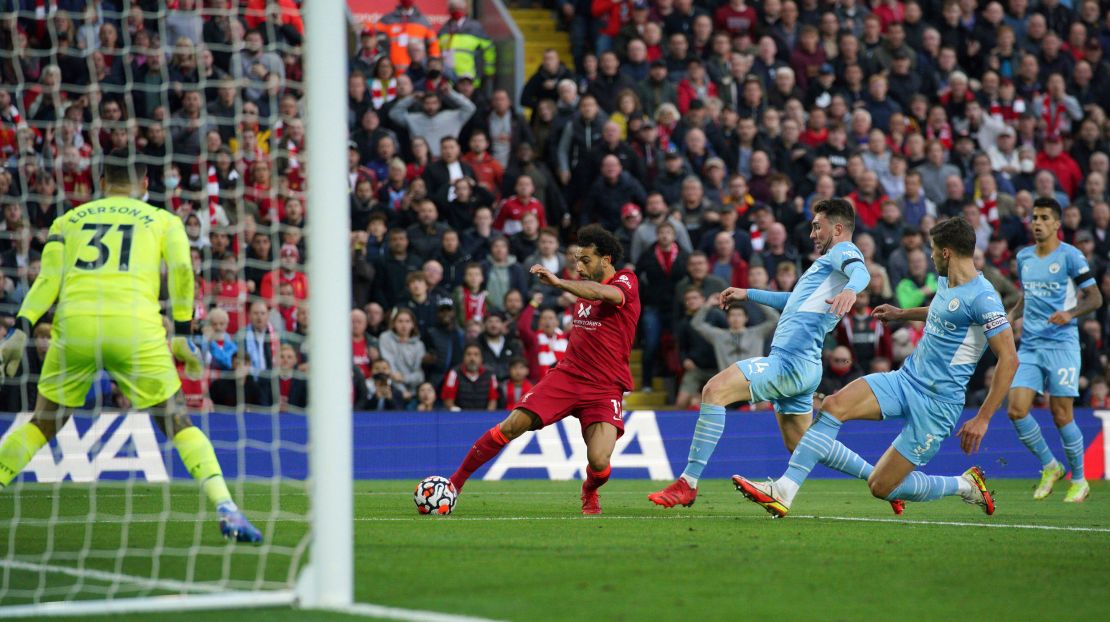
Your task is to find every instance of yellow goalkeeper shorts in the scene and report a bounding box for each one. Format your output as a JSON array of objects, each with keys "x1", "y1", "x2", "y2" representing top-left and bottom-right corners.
[{"x1": 38, "y1": 315, "x2": 181, "y2": 409}]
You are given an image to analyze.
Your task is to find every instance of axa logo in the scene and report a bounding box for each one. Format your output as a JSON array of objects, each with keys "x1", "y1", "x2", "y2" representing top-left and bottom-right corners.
[
  {"x1": 0, "y1": 413, "x2": 169, "y2": 483},
  {"x1": 577, "y1": 303, "x2": 592, "y2": 318},
  {"x1": 485, "y1": 411, "x2": 674, "y2": 481}
]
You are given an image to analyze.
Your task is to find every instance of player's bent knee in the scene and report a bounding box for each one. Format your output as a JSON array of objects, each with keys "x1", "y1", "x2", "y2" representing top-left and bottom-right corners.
[
  {"x1": 500, "y1": 409, "x2": 538, "y2": 440},
  {"x1": 701, "y1": 372, "x2": 735, "y2": 405},
  {"x1": 1050, "y1": 408, "x2": 1074, "y2": 427},
  {"x1": 818, "y1": 393, "x2": 848, "y2": 420},
  {"x1": 867, "y1": 476, "x2": 895, "y2": 500},
  {"x1": 1007, "y1": 405, "x2": 1028, "y2": 421},
  {"x1": 586, "y1": 453, "x2": 610, "y2": 473}
]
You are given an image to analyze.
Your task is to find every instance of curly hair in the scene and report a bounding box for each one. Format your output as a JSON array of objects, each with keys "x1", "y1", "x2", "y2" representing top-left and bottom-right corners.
[{"x1": 576, "y1": 224, "x2": 624, "y2": 265}]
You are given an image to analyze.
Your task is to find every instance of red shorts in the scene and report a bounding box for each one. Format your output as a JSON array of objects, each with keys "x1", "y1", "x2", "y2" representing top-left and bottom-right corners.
[{"x1": 515, "y1": 367, "x2": 626, "y2": 438}]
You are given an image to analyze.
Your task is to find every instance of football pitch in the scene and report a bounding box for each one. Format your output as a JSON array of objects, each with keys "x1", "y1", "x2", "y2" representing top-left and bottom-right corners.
[{"x1": 2, "y1": 479, "x2": 1109, "y2": 621}]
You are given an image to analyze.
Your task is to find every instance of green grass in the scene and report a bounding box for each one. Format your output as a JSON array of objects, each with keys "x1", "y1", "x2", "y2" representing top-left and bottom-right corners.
[{"x1": 2, "y1": 479, "x2": 1109, "y2": 621}]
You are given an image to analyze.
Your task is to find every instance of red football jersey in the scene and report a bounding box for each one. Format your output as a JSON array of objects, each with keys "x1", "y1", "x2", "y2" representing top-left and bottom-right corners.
[{"x1": 558, "y1": 269, "x2": 640, "y2": 392}]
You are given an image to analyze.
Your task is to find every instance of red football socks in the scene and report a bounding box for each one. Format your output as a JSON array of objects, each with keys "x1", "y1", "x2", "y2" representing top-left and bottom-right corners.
[
  {"x1": 449, "y1": 425, "x2": 509, "y2": 492},
  {"x1": 582, "y1": 465, "x2": 611, "y2": 492}
]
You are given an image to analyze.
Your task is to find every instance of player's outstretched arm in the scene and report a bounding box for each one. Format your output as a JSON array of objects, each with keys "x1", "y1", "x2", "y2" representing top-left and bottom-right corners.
[
  {"x1": 872, "y1": 304, "x2": 928, "y2": 322},
  {"x1": 530, "y1": 264, "x2": 624, "y2": 305},
  {"x1": 745, "y1": 288, "x2": 791, "y2": 311},
  {"x1": 957, "y1": 327, "x2": 1017, "y2": 454}
]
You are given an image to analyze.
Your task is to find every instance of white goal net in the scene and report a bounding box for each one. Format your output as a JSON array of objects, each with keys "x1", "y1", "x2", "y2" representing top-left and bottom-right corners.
[{"x1": 0, "y1": 0, "x2": 351, "y2": 614}]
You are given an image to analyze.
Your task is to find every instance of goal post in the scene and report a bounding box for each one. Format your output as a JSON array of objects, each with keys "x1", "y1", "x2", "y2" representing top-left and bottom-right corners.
[{"x1": 299, "y1": 0, "x2": 354, "y2": 610}]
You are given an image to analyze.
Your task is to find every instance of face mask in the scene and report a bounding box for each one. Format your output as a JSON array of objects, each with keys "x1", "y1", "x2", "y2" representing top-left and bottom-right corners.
[
  {"x1": 830, "y1": 362, "x2": 853, "y2": 376},
  {"x1": 1020, "y1": 159, "x2": 1034, "y2": 173},
  {"x1": 165, "y1": 176, "x2": 180, "y2": 189},
  {"x1": 450, "y1": 9, "x2": 466, "y2": 19}
]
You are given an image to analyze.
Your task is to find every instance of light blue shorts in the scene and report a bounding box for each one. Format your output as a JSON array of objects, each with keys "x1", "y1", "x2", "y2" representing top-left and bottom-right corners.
[
  {"x1": 864, "y1": 370, "x2": 964, "y2": 467},
  {"x1": 735, "y1": 351, "x2": 821, "y2": 416},
  {"x1": 1012, "y1": 345, "x2": 1081, "y2": 398}
]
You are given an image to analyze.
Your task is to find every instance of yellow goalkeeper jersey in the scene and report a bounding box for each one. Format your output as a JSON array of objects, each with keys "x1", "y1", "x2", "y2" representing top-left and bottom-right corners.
[{"x1": 17, "y1": 196, "x2": 194, "y2": 326}]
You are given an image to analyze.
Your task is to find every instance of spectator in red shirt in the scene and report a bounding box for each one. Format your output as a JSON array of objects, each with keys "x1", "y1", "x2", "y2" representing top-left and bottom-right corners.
[
  {"x1": 847, "y1": 170, "x2": 888, "y2": 229},
  {"x1": 789, "y1": 25, "x2": 827, "y2": 91},
  {"x1": 211, "y1": 258, "x2": 249, "y2": 334},
  {"x1": 714, "y1": 0, "x2": 757, "y2": 39},
  {"x1": 260, "y1": 243, "x2": 309, "y2": 301},
  {"x1": 351, "y1": 308, "x2": 375, "y2": 380},
  {"x1": 461, "y1": 128, "x2": 504, "y2": 199},
  {"x1": 1035, "y1": 134, "x2": 1083, "y2": 198},
  {"x1": 517, "y1": 292, "x2": 569, "y2": 381},
  {"x1": 441, "y1": 343, "x2": 499, "y2": 410},
  {"x1": 676, "y1": 59, "x2": 718, "y2": 115},
  {"x1": 494, "y1": 175, "x2": 546, "y2": 235},
  {"x1": 502, "y1": 358, "x2": 534, "y2": 410}
]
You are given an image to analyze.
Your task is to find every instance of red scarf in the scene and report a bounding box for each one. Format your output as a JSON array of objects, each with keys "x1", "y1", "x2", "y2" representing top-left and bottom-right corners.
[
  {"x1": 535, "y1": 329, "x2": 567, "y2": 373},
  {"x1": 977, "y1": 192, "x2": 1000, "y2": 229},
  {"x1": 655, "y1": 243, "x2": 679, "y2": 276},
  {"x1": 750, "y1": 224, "x2": 764, "y2": 251},
  {"x1": 370, "y1": 78, "x2": 397, "y2": 109},
  {"x1": 1042, "y1": 94, "x2": 1065, "y2": 136},
  {"x1": 463, "y1": 289, "x2": 488, "y2": 323}
]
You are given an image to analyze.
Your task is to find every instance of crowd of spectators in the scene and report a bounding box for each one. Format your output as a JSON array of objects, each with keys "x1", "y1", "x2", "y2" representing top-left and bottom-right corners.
[{"x1": 4, "y1": 0, "x2": 1110, "y2": 413}]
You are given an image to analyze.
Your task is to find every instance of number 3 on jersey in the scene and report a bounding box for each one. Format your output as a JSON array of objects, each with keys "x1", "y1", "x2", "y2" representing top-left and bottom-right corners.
[{"x1": 75, "y1": 223, "x2": 134, "y2": 271}]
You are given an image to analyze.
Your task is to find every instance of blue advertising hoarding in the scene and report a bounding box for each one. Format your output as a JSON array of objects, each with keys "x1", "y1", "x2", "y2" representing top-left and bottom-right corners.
[{"x1": 0, "y1": 408, "x2": 1105, "y2": 483}]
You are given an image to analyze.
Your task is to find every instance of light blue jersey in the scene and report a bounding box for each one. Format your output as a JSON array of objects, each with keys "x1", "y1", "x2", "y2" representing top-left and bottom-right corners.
[
  {"x1": 771, "y1": 241, "x2": 865, "y2": 363},
  {"x1": 902, "y1": 275, "x2": 1010, "y2": 404},
  {"x1": 1015, "y1": 242, "x2": 1094, "y2": 348}
]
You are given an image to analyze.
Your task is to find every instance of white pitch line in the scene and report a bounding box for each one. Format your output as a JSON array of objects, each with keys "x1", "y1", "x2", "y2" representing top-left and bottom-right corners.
[
  {"x1": 4, "y1": 513, "x2": 1110, "y2": 534},
  {"x1": 0, "y1": 559, "x2": 229, "y2": 594},
  {"x1": 789, "y1": 514, "x2": 1110, "y2": 533},
  {"x1": 349, "y1": 513, "x2": 1110, "y2": 533},
  {"x1": 345, "y1": 602, "x2": 505, "y2": 622}
]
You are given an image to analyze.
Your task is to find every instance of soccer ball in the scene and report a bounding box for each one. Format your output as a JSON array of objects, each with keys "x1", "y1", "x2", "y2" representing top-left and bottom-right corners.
[{"x1": 414, "y1": 476, "x2": 457, "y2": 515}]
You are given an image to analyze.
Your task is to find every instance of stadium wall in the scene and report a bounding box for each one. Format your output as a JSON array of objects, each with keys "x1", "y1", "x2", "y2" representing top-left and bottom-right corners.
[{"x1": 0, "y1": 409, "x2": 1106, "y2": 483}]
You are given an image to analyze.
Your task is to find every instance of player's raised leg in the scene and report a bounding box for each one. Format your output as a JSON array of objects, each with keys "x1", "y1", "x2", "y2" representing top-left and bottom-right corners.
[
  {"x1": 449, "y1": 408, "x2": 537, "y2": 492},
  {"x1": 1049, "y1": 396, "x2": 1089, "y2": 502},
  {"x1": 1008, "y1": 387, "x2": 1064, "y2": 499},
  {"x1": 648, "y1": 365, "x2": 751, "y2": 508},
  {"x1": 733, "y1": 376, "x2": 882, "y2": 517},
  {"x1": 580, "y1": 421, "x2": 618, "y2": 515}
]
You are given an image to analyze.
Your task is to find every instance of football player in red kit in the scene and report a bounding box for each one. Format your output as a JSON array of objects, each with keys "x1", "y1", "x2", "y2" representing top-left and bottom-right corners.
[{"x1": 446, "y1": 225, "x2": 640, "y2": 514}]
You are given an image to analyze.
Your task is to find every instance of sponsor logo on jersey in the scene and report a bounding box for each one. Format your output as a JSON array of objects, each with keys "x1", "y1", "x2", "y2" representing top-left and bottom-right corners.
[
  {"x1": 1049, "y1": 263, "x2": 1061, "y2": 274},
  {"x1": 925, "y1": 310, "x2": 958, "y2": 335},
  {"x1": 983, "y1": 313, "x2": 1009, "y2": 331},
  {"x1": 577, "y1": 303, "x2": 592, "y2": 319},
  {"x1": 948, "y1": 298, "x2": 960, "y2": 312},
  {"x1": 615, "y1": 274, "x2": 631, "y2": 287}
]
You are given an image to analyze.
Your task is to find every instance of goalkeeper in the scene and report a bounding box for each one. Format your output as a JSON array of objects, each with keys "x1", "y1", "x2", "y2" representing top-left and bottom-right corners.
[{"x1": 0, "y1": 153, "x2": 261, "y2": 544}]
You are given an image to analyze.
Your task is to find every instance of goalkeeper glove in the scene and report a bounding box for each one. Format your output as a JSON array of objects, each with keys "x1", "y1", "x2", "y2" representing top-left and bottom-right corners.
[
  {"x1": 0, "y1": 328, "x2": 27, "y2": 377},
  {"x1": 171, "y1": 336, "x2": 204, "y2": 380}
]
